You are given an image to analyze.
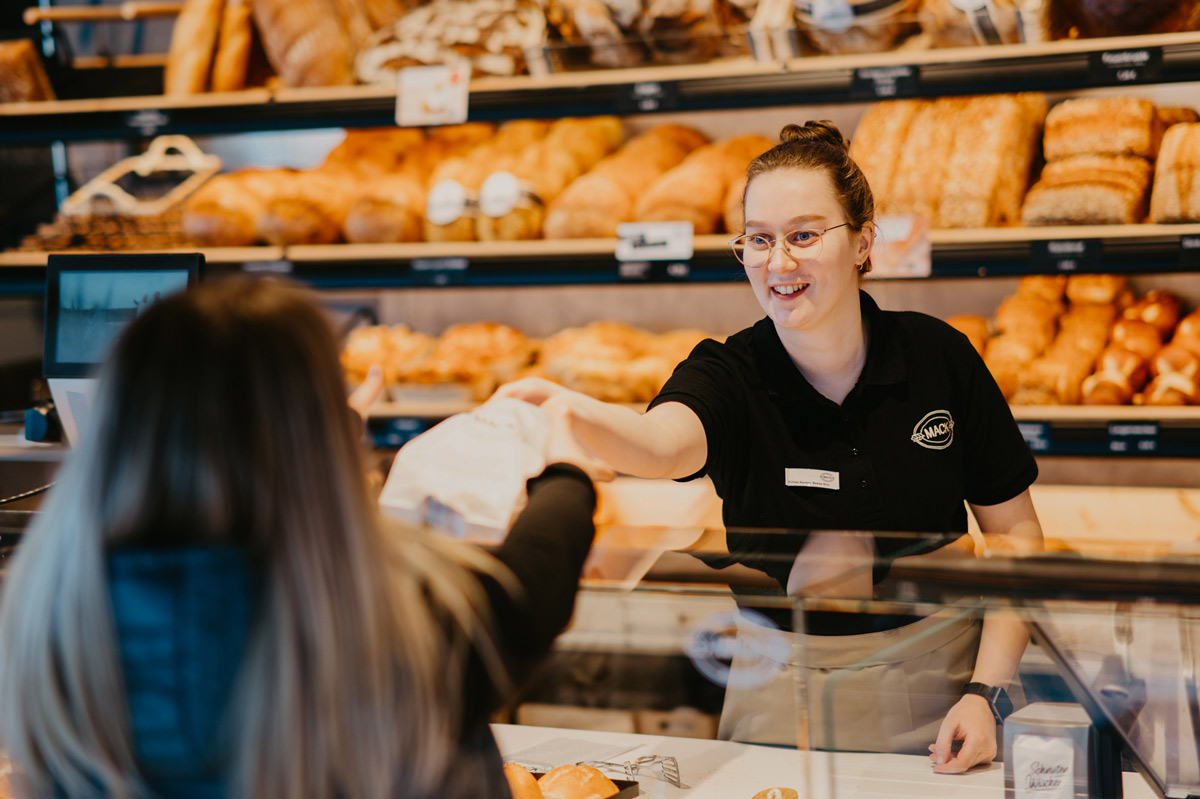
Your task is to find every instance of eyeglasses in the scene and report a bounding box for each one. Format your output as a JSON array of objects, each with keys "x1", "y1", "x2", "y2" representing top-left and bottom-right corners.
[{"x1": 729, "y1": 223, "x2": 850, "y2": 268}]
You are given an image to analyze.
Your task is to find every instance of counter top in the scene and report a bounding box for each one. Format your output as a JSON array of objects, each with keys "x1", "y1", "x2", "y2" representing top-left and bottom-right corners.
[{"x1": 492, "y1": 724, "x2": 1158, "y2": 799}]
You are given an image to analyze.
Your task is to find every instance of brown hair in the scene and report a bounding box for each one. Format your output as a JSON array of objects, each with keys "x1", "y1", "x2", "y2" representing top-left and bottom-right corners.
[
  {"x1": 745, "y1": 120, "x2": 876, "y2": 275},
  {"x1": 0, "y1": 276, "x2": 506, "y2": 799}
]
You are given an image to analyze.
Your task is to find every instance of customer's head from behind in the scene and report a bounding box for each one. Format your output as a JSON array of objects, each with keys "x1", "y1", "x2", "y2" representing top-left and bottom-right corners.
[{"x1": 0, "y1": 276, "x2": 495, "y2": 799}]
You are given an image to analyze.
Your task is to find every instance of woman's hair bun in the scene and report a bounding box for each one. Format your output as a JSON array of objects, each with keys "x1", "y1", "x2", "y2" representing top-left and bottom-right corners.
[{"x1": 779, "y1": 121, "x2": 848, "y2": 151}]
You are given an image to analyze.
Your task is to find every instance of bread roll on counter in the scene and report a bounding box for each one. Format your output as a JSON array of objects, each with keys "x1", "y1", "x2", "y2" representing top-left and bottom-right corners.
[
  {"x1": 1043, "y1": 97, "x2": 1164, "y2": 161},
  {"x1": 537, "y1": 764, "x2": 620, "y2": 799},
  {"x1": 543, "y1": 125, "x2": 708, "y2": 239},
  {"x1": 1150, "y1": 123, "x2": 1200, "y2": 222},
  {"x1": 504, "y1": 763, "x2": 544, "y2": 799},
  {"x1": 633, "y1": 134, "x2": 774, "y2": 234}
]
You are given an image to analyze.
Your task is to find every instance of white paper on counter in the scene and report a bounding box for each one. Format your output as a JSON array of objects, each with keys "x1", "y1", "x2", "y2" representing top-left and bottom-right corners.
[
  {"x1": 379, "y1": 398, "x2": 549, "y2": 540},
  {"x1": 1012, "y1": 734, "x2": 1075, "y2": 799}
]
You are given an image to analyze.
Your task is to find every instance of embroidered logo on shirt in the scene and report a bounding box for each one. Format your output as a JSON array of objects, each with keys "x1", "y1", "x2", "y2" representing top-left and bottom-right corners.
[{"x1": 911, "y1": 410, "x2": 955, "y2": 450}]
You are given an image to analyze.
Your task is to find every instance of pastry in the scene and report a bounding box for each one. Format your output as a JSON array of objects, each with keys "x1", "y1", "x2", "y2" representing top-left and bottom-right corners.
[
  {"x1": 1017, "y1": 275, "x2": 1068, "y2": 303},
  {"x1": 323, "y1": 127, "x2": 426, "y2": 178},
  {"x1": 343, "y1": 174, "x2": 426, "y2": 243},
  {"x1": 1065, "y1": 274, "x2": 1126, "y2": 306},
  {"x1": 1022, "y1": 154, "x2": 1152, "y2": 226},
  {"x1": 543, "y1": 125, "x2": 708, "y2": 239},
  {"x1": 395, "y1": 322, "x2": 533, "y2": 400},
  {"x1": 255, "y1": 168, "x2": 358, "y2": 245},
  {"x1": 1082, "y1": 344, "x2": 1149, "y2": 405},
  {"x1": 0, "y1": 39, "x2": 56, "y2": 103},
  {"x1": 182, "y1": 168, "x2": 292, "y2": 246},
  {"x1": 946, "y1": 314, "x2": 990, "y2": 356},
  {"x1": 633, "y1": 134, "x2": 775, "y2": 234},
  {"x1": 341, "y1": 324, "x2": 436, "y2": 385},
  {"x1": 1139, "y1": 371, "x2": 1200, "y2": 406},
  {"x1": 164, "y1": 0, "x2": 226, "y2": 95},
  {"x1": 1042, "y1": 97, "x2": 1163, "y2": 161},
  {"x1": 537, "y1": 764, "x2": 619, "y2": 799},
  {"x1": 1149, "y1": 123, "x2": 1200, "y2": 223},
  {"x1": 1158, "y1": 106, "x2": 1200, "y2": 129},
  {"x1": 504, "y1": 763, "x2": 544, "y2": 799}
]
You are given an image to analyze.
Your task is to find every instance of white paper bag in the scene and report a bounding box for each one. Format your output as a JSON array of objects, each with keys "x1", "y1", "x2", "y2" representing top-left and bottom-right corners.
[
  {"x1": 1012, "y1": 734, "x2": 1075, "y2": 799},
  {"x1": 379, "y1": 398, "x2": 550, "y2": 541}
]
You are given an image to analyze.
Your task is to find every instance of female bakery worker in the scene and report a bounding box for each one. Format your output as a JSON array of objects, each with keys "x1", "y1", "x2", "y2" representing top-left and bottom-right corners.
[
  {"x1": 0, "y1": 276, "x2": 608, "y2": 799},
  {"x1": 497, "y1": 121, "x2": 1044, "y2": 773}
]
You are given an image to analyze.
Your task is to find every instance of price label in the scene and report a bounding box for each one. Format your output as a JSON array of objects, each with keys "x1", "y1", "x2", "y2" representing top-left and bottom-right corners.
[
  {"x1": 1088, "y1": 47, "x2": 1163, "y2": 85},
  {"x1": 396, "y1": 63, "x2": 470, "y2": 127},
  {"x1": 617, "y1": 81, "x2": 679, "y2": 114},
  {"x1": 125, "y1": 109, "x2": 170, "y2": 136},
  {"x1": 617, "y1": 262, "x2": 691, "y2": 282},
  {"x1": 242, "y1": 260, "x2": 293, "y2": 274},
  {"x1": 1181, "y1": 236, "x2": 1200, "y2": 270},
  {"x1": 1030, "y1": 239, "x2": 1102, "y2": 274},
  {"x1": 1107, "y1": 422, "x2": 1158, "y2": 454},
  {"x1": 1018, "y1": 422, "x2": 1050, "y2": 453},
  {"x1": 411, "y1": 257, "x2": 468, "y2": 287},
  {"x1": 616, "y1": 221, "x2": 694, "y2": 262},
  {"x1": 851, "y1": 66, "x2": 919, "y2": 100}
]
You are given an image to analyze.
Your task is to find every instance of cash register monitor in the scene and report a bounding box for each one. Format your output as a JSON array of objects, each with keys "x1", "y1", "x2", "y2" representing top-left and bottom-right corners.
[{"x1": 44, "y1": 253, "x2": 203, "y2": 445}]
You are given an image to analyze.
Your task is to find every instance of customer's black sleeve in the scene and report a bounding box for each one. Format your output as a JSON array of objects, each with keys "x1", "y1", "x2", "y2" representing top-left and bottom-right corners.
[{"x1": 459, "y1": 463, "x2": 596, "y2": 727}]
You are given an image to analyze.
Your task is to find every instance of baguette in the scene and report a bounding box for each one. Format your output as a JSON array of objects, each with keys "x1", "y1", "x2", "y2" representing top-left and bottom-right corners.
[
  {"x1": 211, "y1": 0, "x2": 253, "y2": 92},
  {"x1": 165, "y1": 0, "x2": 226, "y2": 95}
]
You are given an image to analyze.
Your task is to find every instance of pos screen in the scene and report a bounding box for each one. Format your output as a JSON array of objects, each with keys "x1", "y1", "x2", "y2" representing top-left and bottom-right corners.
[{"x1": 44, "y1": 253, "x2": 203, "y2": 378}]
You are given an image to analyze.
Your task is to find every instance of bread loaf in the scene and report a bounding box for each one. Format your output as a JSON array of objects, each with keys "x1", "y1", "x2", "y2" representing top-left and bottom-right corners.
[
  {"x1": 343, "y1": 174, "x2": 425, "y2": 243},
  {"x1": 1150, "y1": 123, "x2": 1200, "y2": 223},
  {"x1": 0, "y1": 40, "x2": 56, "y2": 103},
  {"x1": 1022, "y1": 154, "x2": 1152, "y2": 225},
  {"x1": 252, "y1": 0, "x2": 371, "y2": 86},
  {"x1": 165, "y1": 0, "x2": 226, "y2": 95},
  {"x1": 1043, "y1": 97, "x2": 1163, "y2": 161},
  {"x1": 210, "y1": 0, "x2": 253, "y2": 91},
  {"x1": 182, "y1": 168, "x2": 292, "y2": 246},
  {"x1": 1158, "y1": 106, "x2": 1200, "y2": 129},
  {"x1": 888, "y1": 99, "x2": 966, "y2": 223},
  {"x1": 1017, "y1": 275, "x2": 1068, "y2": 303},
  {"x1": 255, "y1": 168, "x2": 357, "y2": 245},
  {"x1": 633, "y1": 134, "x2": 774, "y2": 234},
  {"x1": 537, "y1": 764, "x2": 620, "y2": 799},
  {"x1": 543, "y1": 125, "x2": 707, "y2": 239},
  {"x1": 849, "y1": 100, "x2": 921, "y2": 213}
]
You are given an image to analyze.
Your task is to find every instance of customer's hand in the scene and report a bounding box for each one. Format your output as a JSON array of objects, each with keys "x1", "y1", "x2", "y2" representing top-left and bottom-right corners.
[
  {"x1": 928, "y1": 695, "x2": 997, "y2": 773},
  {"x1": 348, "y1": 365, "x2": 385, "y2": 421},
  {"x1": 543, "y1": 397, "x2": 614, "y2": 483},
  {"x1": 493, "y1": 376, "x2": 571, "y2": 406}
]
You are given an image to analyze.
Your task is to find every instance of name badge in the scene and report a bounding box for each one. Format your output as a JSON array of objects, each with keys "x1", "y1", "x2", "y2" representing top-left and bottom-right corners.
[{"x1": 785, "y1": 468, "x2": 840, "y2": 490}]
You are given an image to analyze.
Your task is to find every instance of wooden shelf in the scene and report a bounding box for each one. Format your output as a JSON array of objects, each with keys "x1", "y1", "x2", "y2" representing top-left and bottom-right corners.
[{"x1": 7, "y1": 30, "x2": 1200, "y2": 143}]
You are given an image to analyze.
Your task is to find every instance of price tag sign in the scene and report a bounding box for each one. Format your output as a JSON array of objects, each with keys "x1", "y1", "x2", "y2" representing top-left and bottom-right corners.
[
  {"x1": 1181, "y1": 236, "x2": 1200, "y2": 270},
  {"x1": 396, "y1": 63, "x2": 470, "y2": 127},
  {"x1": 1088, "y1": 47, "x2": 1163, "y2": 85},
  {"x1": 1030, "y1": 239, "x2": 1102, "y2": 274},
  {"x1": 411, "y1": 257, "x2": 469, "y2": 287},
  {"x1": 618, "y1": 261, "x2": 692, "y2": 283},
  {"x1": 616, "y1": 221, "x2": 694, "y2": 262},
  {"x1": 1107, "y1": 422, "x2": 1158, "y2": 454},
  {"x1": 617, "y1": 81, "x2": 680, "y2": 114},
  {"x1": 242, "y1": 260, "x2": 293, "y2": 274},
  {"x1": 851, "y1": 66, "x2": 919, "y2": 100},
  {"x1": 1018, "y1": 422, "x2": 1051, "y2": 453},
  {"x1": 125, "y1": 109, "x2": 170, "y2": 136}
]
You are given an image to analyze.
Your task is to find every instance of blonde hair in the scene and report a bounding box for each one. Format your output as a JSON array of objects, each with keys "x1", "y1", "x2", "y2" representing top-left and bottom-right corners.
[{"x1": 0, "y1": 276, "x2": 507, "y2": 798}]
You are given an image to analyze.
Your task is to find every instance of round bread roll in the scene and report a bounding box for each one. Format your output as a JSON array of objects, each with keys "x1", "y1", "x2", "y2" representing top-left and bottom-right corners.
[
  {"x1": 945, "y1": 314, "x2": 990, "y2": 356},
  {"x1": 537, "y1": 764, "x2": 619, "y2": 799},
  {"x1": 1175, "y1": 311, "x2": 1200, "y2": 342},
  {"x1": 751, "y1": 790, "x2": 799, "y2": 799},
  {"x1": 505, "y1": 763, "x2": 544, "y2": 799},
  {"x1": 1065, "y1": 274, "x2": 1126, "y2": 306},
  {"x1": 1016, "y1": 275, "x2": 1068, "y2": 302},
  {"x1": 1122, "y1": 290, "x2": 1183, "y2": 338},
  {"x1": 1140, "y1": 371, "x2": 1200, "y2": 406},
  {"x1": 1110, "y1": 319, "x2": 1162, "y2": 362},
  {"x1": 1152, "y1": 342, "x2": 1200, "y2": 378}
]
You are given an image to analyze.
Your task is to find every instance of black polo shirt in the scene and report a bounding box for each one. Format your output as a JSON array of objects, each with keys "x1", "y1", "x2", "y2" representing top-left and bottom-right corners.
[{"x1": 649, "y1": 290, "x2": 1038, "y2": 592}]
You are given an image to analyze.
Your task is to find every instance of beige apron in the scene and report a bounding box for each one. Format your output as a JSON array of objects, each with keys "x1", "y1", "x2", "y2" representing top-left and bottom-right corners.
[{"x1": 718, "y1": 608, "x2": 1024, "y2": 754}]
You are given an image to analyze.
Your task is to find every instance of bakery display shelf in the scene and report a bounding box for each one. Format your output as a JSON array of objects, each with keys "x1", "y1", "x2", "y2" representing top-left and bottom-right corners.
[
  {"x1": 0, "y1": 246, "x2": 284, "y2": 268},
  {"x1": 8, "y1": 30, "x2": 1200, "y2": 143}
]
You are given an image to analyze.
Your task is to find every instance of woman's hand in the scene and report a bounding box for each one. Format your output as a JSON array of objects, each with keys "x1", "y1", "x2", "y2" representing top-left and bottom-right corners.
[
  {"x1": 493, "y1": 376, "x2": 571, "y2": 406},
  {"x1": 928, "y1": 694, "x2": 997, "y2": 774},
  {"x1": 543, "y1": 398, "x2": 614, "y2": 483},
  {"x1": 348, "y1": 364, "x2": 385, "y2": 421}
]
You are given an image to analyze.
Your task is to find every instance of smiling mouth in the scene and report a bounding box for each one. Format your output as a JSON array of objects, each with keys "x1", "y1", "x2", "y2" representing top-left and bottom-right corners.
[{"x1": 771, "y1": 283, "x2": 809, "y2": 297}]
